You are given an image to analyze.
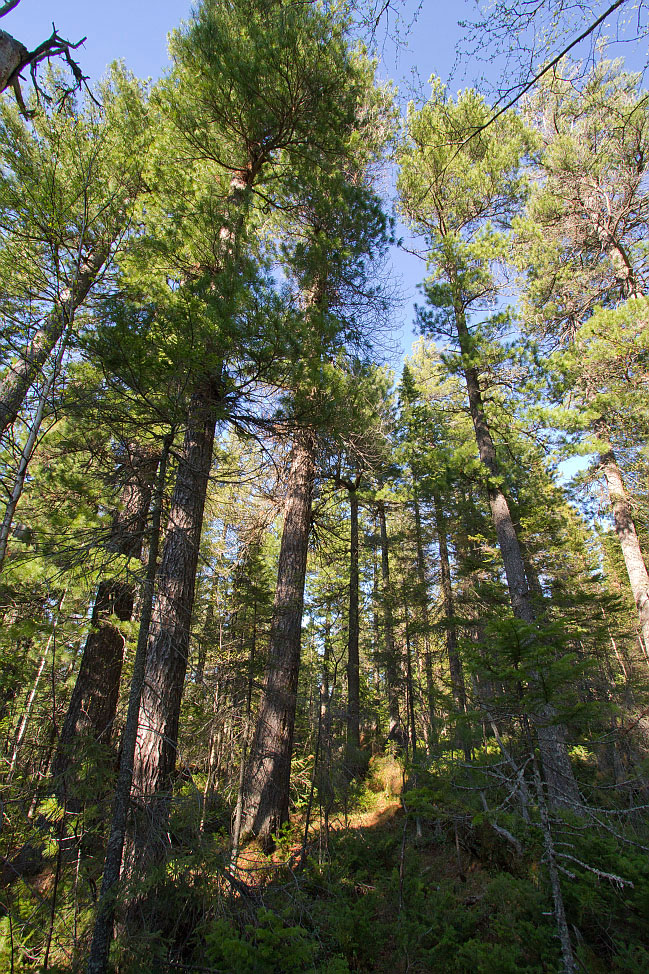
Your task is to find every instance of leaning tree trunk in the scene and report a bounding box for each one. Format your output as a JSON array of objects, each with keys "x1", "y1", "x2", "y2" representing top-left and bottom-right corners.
[
  {"x1": 598, "y1": 434, "x2": 649, "y2": 654},
  {"x1": 128, "y1": 379, "x2": 221, "y2": 862},
  {"x1": 51, "y1": 447, "x2": 157, "y2": 804},
  {"x1": 377, "y1": 499, "x2": 403, "y2": 743},
  {"x1": 0, "y1": 244, "x2": 109, "y2": 437},
  {"x1": 241, "y1": 429, "x2": 316, "y2": 844},
  {"x1": 454, "y1": 304, "x2": 580, "y2": 809}
]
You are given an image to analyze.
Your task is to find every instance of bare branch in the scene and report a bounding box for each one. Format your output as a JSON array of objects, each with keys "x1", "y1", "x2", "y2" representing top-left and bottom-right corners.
[
  {"x1": 0, "y1": 0, "x2": 21, "y2": 20},
  {"x1": 0, "y1": 21, "x2": 96, "y2": 117},
  {"x1": 463, "y1": 0, "x2": 628, "y2": 147}
]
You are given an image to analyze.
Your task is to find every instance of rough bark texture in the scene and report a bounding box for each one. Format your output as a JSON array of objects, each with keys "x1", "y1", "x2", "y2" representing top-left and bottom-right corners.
[
  {"x1": 53, "y1": 582, "x2": 132, "y2": 776},
  {"x1": 241, "y1": 430, "x2": 316, "y2": 843},
  {"x1": 599, "y1": 441, "x2": 649, "y2": 653},
  {"x1": 86, "y1": 434, "x2": 171, "y2": 974},
  {"x1": 377, "y1": 500, "x2": 402, "y2": 742},
  {"x1": 52, "y1": 449, "x2": 156, "y2": 800},
  {"x1": 346, "y1": 485, "x2": 360, "y2": 749},
  {"x1": 0, "y1": 244, "x2": 109, "y2": 436},
  {"x1": 129, "y1": 381, "x2": 220, "y2": 856},
  {"x1": 454, "y1": 309, "x2": 579, "y2": 809},
  {"x1": 0, "y1": 28, "x2": 27, "y2": 91}
]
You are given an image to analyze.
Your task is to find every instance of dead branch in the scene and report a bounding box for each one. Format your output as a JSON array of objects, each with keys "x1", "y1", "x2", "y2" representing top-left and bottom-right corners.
[{"x1": 0, "y1": 19, "x2": 97, "y2": 118}]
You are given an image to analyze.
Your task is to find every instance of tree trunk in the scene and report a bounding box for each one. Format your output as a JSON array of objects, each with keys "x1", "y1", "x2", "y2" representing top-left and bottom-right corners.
[
  {"x1": 231, "y1": 600, "x2": 256, "y2": 870},
  {"x1": 433, "y1": 491, "x2": 466, "y2": 714},
  {"x1": 377, "y1": 500, "x2": 402, "y2": 742},
  {"x1": 51, "y1": 448, "x2": 157, "y2": 801},
  {"x1": 412, "y1": 490, "x2": 436, "y2": 744},
  {"x1": 433, "y1": 491, "x2": 472, "y2": 760},
  {"x1": 347, "y1": 487, "x2": 361, "y2": 749},
  {"x1": 129, "y1": 380, "x2": 220, "y2": 859},
  {"x1": 599, "y1": 439, "x2": 649, "y2": 654},
  {"x1": 241, "y1": 429, "x2": 316, "y2": 844},
  {"x1": 454, "y1": 308, "x2": 579, "y2": 808},
  {"x1": 86, "y1": 433, "x2": 171, "y2": 974},
  {"x1": 0, "y1": 28, "x2": 27, "y2": 92},
  {"x1": 404, "y1": 603, "x2": 417, "y2": 757},
  {"x1": 0, "y1": 245, "x2": 109, "y2": 436}
]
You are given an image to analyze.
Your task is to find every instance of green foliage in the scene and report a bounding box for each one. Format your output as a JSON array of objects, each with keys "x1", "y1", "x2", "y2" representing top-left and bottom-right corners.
[{"x1": 203, "y1": 909, "x2": 324, "y2": 973}]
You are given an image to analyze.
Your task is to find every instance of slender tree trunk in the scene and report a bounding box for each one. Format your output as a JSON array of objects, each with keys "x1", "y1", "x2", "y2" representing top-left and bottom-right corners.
[
  {"x1": 86, "y1": 433, "x2": 171, "y2": 974},
  {"x1": 404, "y1": 603, "x2": 417, "y2": 757},
  {"x1": 454, "y1": 307, "x2": 579, "y2": 808},
  {"x1": 8, "y1": 593, "x2": 65, "y2": 780},
  {"x1": 433, "y1": 491, "x2": 466, "y2": 713},
  {"x1": 0, "y1": 318, "x2": 73, "y2": 572},
  {"x1": 412, "y1": 490, "x2": 436, "y2": 745},
  {"x1": 0, "y1": 245, "x2": 109, "y2": 436},
  {"x1": 530, "y1": 745, "x2": 577, "y2": 974},
  {"x1": 347, "y1": 487, "x2": 361, "y2": 749},
  {"x1": 52, "y1": 449, "x2": 156, "y2": 800},
  {"x1": 129, "y1": 381, "x2": 220, "y2": 858},
  {"x1": 377, "y1": 500, "x2": 402, "y2": 742},
  {"x1": 231, "y1": 599, "x2": 256, "y2": 870},
  {"x1": 241, "y1": 429, "x2": 316, "y2": 844},
  {"x1": 323, "y1": 607, "x2": 331, "y2": 702}
]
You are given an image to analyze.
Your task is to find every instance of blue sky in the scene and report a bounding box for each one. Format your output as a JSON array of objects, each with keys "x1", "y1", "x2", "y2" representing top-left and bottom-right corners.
[
  {"x1": 3, "y1": 0, "x2": 643, "y2": 372},
  {"x1": 3, "y1": 0, "x2": 481, "y2": 368}
]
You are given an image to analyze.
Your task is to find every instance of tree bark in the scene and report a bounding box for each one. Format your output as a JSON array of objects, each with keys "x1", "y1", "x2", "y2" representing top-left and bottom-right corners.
[
  {"x1": 129, "y1": 380, "x2": 220, "y2": 859},
  {"x1": 0, "y1": 245, "x2": 109, "y2": 436},
  {"x1": 230, "y1": 599, "x2": 256, "y2": 870},
  {"x1": 241, "y1": 429, "x2": 316, "y2": 844},
  {"x1": 412, "y1": 489, "x2": 437, "y2": 744},
  {"x1": 347, "y1": 485, "x2": 361, "y2": 749},
  {"x1": 86, "y1": 433, "x2": 171, "y2": 974},
  {"x1": 52, "y1": 447, "x2": 157, "y2": 801},
  {"x1": 454, "y1": 307, "x2": 579, "y2": 808},
  {"x1": 599, "y1": 438, "x2": 649, "y2": 654},
  {"x1": 377, "y1": 500, "x2": 402, "y2": 742},
  {"x1": 404, "y1": 603, "x2": 417, "y2": 757},
  {"x1": 433, "y1": 491, "x2": 466, "y2": 714}
]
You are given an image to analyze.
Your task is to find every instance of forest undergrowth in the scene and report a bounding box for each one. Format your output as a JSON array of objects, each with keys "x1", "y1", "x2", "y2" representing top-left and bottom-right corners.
[{"x1": 4, "y1": 745, "x2": 647, "y2": 974}]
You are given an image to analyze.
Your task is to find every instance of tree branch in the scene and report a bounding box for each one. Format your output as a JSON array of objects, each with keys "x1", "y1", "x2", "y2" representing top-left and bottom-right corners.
[{"x1": 463, "y1": 0, "x2": 628, "y2": 147}]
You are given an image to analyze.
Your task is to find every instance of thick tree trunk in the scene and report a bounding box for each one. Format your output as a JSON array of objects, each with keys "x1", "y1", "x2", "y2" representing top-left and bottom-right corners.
[
  {"x1": 599, "y1": 439, "x2": 649, "y2": 654},
  {"x1": 0, "y1": 28, "x2": 27, "y2": 92},
  {"x1": 454, "y1": 309, "x2": 579, "y2": 809},
  {"x1": 129, "y1": 380, "x2": 220, "y2": 858},
  {"x1": 377, "y1": 500, "x2": 402, "y2": 742},
  {"x1": 0, "y1": 245, "x2": 109, "y2": 436},
  {"x1": 347, "y1": 486, "x2": 361, "y2": 749},
  {"x1": 241, "y1": 429, "x2": 316, "y2": 844},
  {"x1": 52, "y1": 448, "x2": 156, "y2": 801},
  {"x1": 86, "y1": 434, "x2": 171, "y2": 974}
]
